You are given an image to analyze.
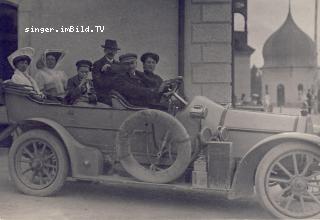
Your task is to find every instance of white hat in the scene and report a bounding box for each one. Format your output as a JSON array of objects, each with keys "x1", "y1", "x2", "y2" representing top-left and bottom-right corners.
[{"x1": 7, "y1": 47, "x2": 35, "y2": 69}]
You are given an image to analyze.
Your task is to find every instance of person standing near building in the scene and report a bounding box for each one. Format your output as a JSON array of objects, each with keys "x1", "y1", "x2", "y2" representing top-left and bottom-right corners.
[
  {"x1": 306, "y1": 89, "x2": 313, "y2": 114},
  {"x1": 263, "y1": 90, "x2": 272, "y2": 112}
]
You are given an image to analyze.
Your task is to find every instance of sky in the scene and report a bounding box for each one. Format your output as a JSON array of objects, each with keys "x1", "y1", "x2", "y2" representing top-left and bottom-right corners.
[{"x1": 247, "y1": 0, "x2": 318, "y2": 67}]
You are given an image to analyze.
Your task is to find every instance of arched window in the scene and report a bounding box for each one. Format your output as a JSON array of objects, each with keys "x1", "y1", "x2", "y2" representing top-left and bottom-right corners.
[
  {"x1": 234, "y1": 13, "x2": 245, "y2": 32},
  {"x1": 265, "y1": 85, "x2": 269, "y2": 94}
]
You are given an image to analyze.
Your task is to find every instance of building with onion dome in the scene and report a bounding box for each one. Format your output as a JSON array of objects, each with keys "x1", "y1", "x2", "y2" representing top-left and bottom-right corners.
[{"x1": 261, "y1": 8, "x2": 318, "y2": 107}]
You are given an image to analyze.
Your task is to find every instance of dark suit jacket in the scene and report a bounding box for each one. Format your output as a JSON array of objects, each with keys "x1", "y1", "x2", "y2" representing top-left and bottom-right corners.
[
  {"x1": 113, "y1": 71, "x2": 161, "y2": 107},
  {"x1": 64, "y1": 74, "x2": 97, "y2": 105},
  {"x1": 92, "y1": 56, "x2": 122, "y2": 105}
]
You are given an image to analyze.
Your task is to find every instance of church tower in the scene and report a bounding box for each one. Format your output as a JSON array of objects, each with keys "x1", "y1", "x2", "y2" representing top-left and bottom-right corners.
[{"x1": 261, "y1": 3, "x2": 318, "y2": 107}]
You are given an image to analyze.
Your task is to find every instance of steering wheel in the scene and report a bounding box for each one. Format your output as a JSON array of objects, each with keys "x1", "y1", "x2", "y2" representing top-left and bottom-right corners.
[{"x1": 161, "y1": 77, "x2": 187, "y2": 106}]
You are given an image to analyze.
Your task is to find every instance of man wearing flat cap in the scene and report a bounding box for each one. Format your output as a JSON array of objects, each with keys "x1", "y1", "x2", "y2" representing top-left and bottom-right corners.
[
  {"x1": 92, "y1": 39, "x2": 122, "y2": 106},
  {"x1": 113, "y1": 53, "x2": 167, "y2": 109},
  {"x1": 64, "y1": 60, "x2": 97, "y2": 105}
]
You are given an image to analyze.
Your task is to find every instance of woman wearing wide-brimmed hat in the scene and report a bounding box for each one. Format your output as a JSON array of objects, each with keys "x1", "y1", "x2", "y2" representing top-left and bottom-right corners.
[{"x1": 8, "y1": 47, "x2": 42, "y2": 95}]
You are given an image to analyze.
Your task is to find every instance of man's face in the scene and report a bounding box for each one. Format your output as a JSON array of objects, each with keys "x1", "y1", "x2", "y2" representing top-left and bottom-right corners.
[
  {"x1": 15, "y1": 60, "x2": 29, "y2": 73},
  {"x1": 123, "y1": 60, "x2": 137, "y2": 74},
  {"x1": 77, "y1": 66, "x2": 90, "y2": 79},
  {"x1": 104, "y1": 48, "x2": 118, "y2": 59}
]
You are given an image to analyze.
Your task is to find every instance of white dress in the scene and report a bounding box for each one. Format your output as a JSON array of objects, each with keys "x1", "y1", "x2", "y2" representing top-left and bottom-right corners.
[
  {"x1": 35, "y1": 68, "x2": 68, "y2": 97},
  {"x1": 11, "y1": 69, "x2": 41, "y2": 94}
]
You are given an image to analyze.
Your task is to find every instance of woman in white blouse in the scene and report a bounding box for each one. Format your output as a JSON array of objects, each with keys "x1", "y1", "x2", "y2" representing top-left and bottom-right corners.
[
  {"x1": 35, "y1": 49, "x2": 68, "y2": 97},
  {"x1": 8, "y1": 47, "x2": 42, "y2": 95}
]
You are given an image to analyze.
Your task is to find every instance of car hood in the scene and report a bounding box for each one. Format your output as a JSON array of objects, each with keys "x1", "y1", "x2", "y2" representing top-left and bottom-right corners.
[{"x1": 178, "y1": 96, "x2": 307, "y2": 136}]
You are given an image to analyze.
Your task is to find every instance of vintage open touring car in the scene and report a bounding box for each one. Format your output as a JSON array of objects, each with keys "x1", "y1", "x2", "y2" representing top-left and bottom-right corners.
[{"x1": 0, "y1": 79, "x2": 320, "y2": 219}]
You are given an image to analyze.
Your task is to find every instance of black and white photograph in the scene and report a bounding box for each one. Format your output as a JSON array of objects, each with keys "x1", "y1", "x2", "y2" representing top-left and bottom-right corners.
[{"x1": 1, "y1": 0, "x2": 320, "y2": 219}]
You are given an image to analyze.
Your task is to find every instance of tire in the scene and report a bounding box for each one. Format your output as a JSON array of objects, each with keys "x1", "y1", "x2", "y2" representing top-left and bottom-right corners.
[
  {"x1": 116, "y1": 109, "x2": 192, "y2": 183},
  {"x1": 255, "y1": 142, "x2": 320, "y2": 219},
  {"x1": 9, "y1": 129, "x2": 69, "y2": 196}
]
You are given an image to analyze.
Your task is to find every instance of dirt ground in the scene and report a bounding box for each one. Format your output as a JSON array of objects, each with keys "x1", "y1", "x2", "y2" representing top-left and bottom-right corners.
[{"x1": 0, "y1": 148, "x2": 275, "y2": 220}]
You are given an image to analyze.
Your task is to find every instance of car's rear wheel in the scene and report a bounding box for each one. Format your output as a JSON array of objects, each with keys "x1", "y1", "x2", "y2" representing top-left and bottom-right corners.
[
  {"x1": 9, "y1": 129, "x2": 68, "y2": 196},
  {"x1": 116, "y1": 109, "x2": 192, "y2": 183},
  {"x1": 255, "y1": 142, "x2": 320, "y2": 219}
]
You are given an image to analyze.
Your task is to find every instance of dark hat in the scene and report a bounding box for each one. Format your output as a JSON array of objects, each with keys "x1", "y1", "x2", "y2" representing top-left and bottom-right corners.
[
  {"x1": 140, "y1": 52, "x2": 159, "y2": 64},
  {"x1": 76, "y1": 59, "x2": 92, "y2": 69},
  {"x1": 13, "y1": 55, "x2": 31, "y2": 67},
  {"x1": 119, "y1": 53, "x2": 138, "y2": 63},
  {"x1": 46, "y1": 51, "x2": 63, "y2": 61},
  {"x1": 101, "y1": 39, "x2": 120, "y2": 50}
]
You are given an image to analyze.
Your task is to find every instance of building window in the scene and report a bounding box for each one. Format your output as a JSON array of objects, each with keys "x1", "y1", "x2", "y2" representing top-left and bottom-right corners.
[
  {"x1": 297, "y1": 83, "x2": 304, "y2": 100},
  {"x1": 234, "y1": 13, "x2": 245, "y2": 32}
]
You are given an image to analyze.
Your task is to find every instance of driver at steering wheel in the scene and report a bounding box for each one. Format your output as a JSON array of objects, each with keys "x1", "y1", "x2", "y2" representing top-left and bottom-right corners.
[{"x1": 112, "y1": 53, "x2": 168, "y2": 110}]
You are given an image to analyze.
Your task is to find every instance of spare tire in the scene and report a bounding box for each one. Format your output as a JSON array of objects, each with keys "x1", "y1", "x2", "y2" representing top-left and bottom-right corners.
[{"x1": 116, "y1": 109, "x2": 192, "y2": 183}]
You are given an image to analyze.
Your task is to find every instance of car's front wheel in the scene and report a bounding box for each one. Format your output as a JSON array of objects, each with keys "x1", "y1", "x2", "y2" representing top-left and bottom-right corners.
[
  {"x1": 255, "y1": 142, "x2": 320, "y2": 219},
  {"x1": 9, "y1": 129, "x2": 68, "y2": 196}
]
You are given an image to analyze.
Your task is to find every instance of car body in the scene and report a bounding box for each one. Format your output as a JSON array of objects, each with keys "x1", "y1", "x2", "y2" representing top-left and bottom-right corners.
[{"x1": 1, "y1": 82, "x2": 320, "y2": 219}]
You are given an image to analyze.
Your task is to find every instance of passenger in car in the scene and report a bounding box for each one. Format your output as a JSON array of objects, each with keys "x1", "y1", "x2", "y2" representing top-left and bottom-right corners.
[
  {"x1": 113, "y1": 53, "x2": 167, "y2": 110},
  {"x1": 8, "y1": 47, "x2": 43, "y2": 96},
  {"x1": 64, "y1": 60, "x2": 97, "y2": 105},
  {"x1": 140, "y1": 52, "x2": 163, "y2": 90},
  {"x1": 35, "y1": 49, "x2": 68, "y2": 97},
  {"x1": 92, "y1": 39, "x2": 123, "y2": 106}
]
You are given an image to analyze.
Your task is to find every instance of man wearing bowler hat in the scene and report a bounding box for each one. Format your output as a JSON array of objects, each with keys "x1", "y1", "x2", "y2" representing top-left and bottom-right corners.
[
  {"x1": 92, "y1": 39, "x2": 122, "y2": 106},
  {"x1": 113, "y1": 53, "x2": 167, "y2": 110}
]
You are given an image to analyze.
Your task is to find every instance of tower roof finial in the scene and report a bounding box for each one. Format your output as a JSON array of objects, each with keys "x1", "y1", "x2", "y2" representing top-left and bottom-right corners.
[{"x1": 289, "y1": 0, "x2": 292, "y2": 14}]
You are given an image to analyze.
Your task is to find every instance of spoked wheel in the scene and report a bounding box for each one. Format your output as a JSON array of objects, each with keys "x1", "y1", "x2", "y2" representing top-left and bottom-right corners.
[
  {"x1": 9, "y1": 129, "x2": 68, "y2": 196},
  {"x1": 116, "y1": 109, "x2": 192, "y2": 183},
  {"x1": 256, "y1": 142, "x2": 320, "y2": 219}
]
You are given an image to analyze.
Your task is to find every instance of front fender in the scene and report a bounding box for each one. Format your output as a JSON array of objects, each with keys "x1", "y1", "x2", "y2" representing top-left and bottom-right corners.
[
  {"x1": 18, "y1": 118, "x2": 104, "y2": 178},
  {"x1": 229, "y1": 132, "x2": 320, "y2": 199}
]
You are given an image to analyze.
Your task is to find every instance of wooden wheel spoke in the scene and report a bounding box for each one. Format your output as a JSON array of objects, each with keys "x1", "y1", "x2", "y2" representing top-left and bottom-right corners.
[
  {"x1": 42, "y1": 168, "x2": 51, "y2": 179},
  {"x1": 300, "y1": 195, "x2": 305, "y2": 213},
  {"x1": 44, "y1": 153, "x2": 55, "y2": 161},
  {"x1": 307, "y1": 191, "x2": 320, "y2": 206},
  {"x1": 44, "y1": 163, "x2": 57, "y2": 169},
  {"x1": 301, "y1": 155, "x2": 314, "y2": 176},
  {"x1": 280, "y1": 186, "x2": 291, "y2": 197},
  {"x1": 40, "y1": 144, "x2": 47, "y2": 155},
  {"x1": 31, "y1": 171, "x2": 37, "y2": 183},
  {"x1": 22, "y1": 167, "x2": 33, "y2": 175},
  {"x1": 269, "y1": 177, "x2": 290, "y2": 184},
  {"x1": 276, "y1": 162, "x2": 293, "y2": 178},
  {"x1": 23, "y1": 147, "x2": 34, "y2": 159},
  {"x1": 292, "y1": 153, "x2": 299, "y2": 175},
  {"x1": 284, "y1": 194, "x2": 294, "y2": 210},
  {"x1": 19, "y1": 158, "x2": 31, "y2": 164},
  {"x1": 32, "y1": 142, "x2": 38, "y2": 155},
  {"x1": 38, "y1": 172, "x2": 44, "y2": 185}
]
